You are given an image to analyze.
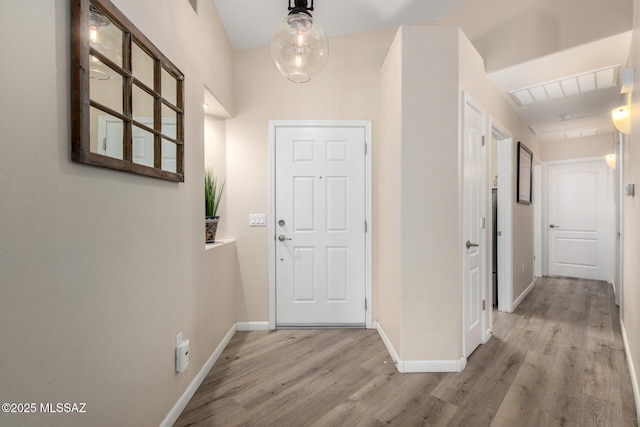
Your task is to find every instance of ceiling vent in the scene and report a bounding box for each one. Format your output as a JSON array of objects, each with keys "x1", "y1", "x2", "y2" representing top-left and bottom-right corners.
[
  {"x1": 508, "y1": 65, "x2": 620, "y2": 106},
  {"x1": 564, "y1": 129, "x2": 598, "y2": 139}
]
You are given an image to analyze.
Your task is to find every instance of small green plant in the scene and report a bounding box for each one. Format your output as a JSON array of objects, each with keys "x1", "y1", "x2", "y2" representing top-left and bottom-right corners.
[{"x1": 205, "y1": 168, "x2": 226, "y2": 218}]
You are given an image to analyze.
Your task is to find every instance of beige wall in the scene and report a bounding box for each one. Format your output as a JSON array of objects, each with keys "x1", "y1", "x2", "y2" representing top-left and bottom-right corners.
[
  {"x1": 375, "y1": 25, "x2": 541, "y2": 363},
  {"x1": 457, "y1": 29, "x2": 541, "y2": 310},
  {"x1": 623, "y1": 0, "x2": 640, "y2": 420},
  {"x1": 440, "y1": 0, "x2": 633, "y2": 72},
  {"x1": 228, "y1": 28, "x2": 398, "y2": 321},
  {"x1": 542, "y1": 134, "x2": 615, "y2": 162},
  {"x1": 401, "y1": 26, "x2": 462, "y2": 361},
  {"x1": 204, "y1": 115, "x2": 228, "y2": 237},
  {"x1": 0, "y1": 1, "x2": 239, "y2": 426},
  {"x1": 375, "y1": 30, "x2": 404, "y2": 355}
]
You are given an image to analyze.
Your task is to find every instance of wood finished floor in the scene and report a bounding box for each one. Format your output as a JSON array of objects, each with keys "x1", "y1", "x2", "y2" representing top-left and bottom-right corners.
[{"x1": 175, "y1": 277, "x2": 638, "y2": 426}]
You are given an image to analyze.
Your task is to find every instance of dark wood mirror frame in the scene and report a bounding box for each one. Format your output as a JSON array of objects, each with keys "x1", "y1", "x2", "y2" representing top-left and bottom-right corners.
[{"x1": 71, "y1": 0, "x2": 185, "y2": 182}]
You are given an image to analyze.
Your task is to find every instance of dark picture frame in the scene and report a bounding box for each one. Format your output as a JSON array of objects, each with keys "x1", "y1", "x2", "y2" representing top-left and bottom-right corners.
[{"x1": 517, "y1": 141, "x2": 533, "y2": 205}]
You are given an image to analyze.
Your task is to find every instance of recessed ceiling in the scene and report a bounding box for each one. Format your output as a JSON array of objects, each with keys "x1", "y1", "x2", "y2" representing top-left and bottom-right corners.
[
  {"x1": 213, "y1": 0, "x2": 633, "y2": 143},
  {"x1": 507, "y1": 65, "x2": 620, "y2": 107},
  {"x1": 488, "y1": 32, "x2": 632, "y2": 142},
  {"x1": 213, "y1": 0, "x2": 468, "y2": 50}
]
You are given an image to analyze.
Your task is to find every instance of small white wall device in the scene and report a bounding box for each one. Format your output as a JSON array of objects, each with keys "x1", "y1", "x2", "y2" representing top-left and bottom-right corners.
[
  {"x1": 625, "y1": 183, "x2": 635, "y2": 197},
  {"x1": 176, "y1": 339, "x2": 190, "y2": 373}
]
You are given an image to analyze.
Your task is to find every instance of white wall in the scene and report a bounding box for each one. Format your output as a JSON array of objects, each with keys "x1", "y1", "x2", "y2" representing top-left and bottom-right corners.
[{"x1": 0, "y1": 1, "x2": 239, "y2": 425}]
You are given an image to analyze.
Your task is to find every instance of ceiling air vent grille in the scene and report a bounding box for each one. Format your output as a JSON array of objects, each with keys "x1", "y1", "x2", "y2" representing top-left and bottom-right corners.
[{"x1": 508, "y1": 65, "x2": 620, "y2": 106}]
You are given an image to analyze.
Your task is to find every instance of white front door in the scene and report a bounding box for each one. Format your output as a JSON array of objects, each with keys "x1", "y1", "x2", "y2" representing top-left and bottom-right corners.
[
  {"x1": 463, "y1": 94, "x2": 486, "y2": 357},
  {"x1": 547, "y1": 159, "x2": 610, "y2": 280},
  {"x1": 274, "y1": 125, "x2": 367, "y2": 326}
]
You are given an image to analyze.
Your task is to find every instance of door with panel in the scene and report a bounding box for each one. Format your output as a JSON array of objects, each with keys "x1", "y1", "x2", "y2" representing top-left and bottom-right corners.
[
  {"x1": 547, "y1": 160, "x2": 610, "y2": 281},
  {"x1": 463, "y1": 94, "x2": 486, "y2": 357},
  {"x1": 275, "y1": 125, "x2": 367, "y2": 326}
]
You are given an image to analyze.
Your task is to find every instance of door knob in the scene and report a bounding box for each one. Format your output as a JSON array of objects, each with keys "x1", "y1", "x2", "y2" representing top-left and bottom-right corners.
[
  {"x1": 466, "y1": 240, "x2": 479, "y2": 249},
  {"x1": 278, "y1": 235, "x2": 292, "y2": 242},
  {"x1": 549, "y1": 224, "x2": 559, "y2": 229}
]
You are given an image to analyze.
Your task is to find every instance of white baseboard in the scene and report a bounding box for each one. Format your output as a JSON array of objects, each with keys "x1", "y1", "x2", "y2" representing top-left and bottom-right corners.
[
  {"x1": 375, "y1": 321, "x2": 464, "y2": 373},
  {"x1": 160, "y1": 324, "x2": 236, "y2": 427},
  {"x1": 483, "y1": 328, "x2": 492, "y2": 344},
  {"x1": 375, "y1": 321, "x2": 400, "y2": 369},
  {"x1": 401, "y1": 358, "x2": 466, "y2": 373},
  {"x1": 512, "y1": 279, "x2": 537, "y2": 311},
  {"x1": 621, "y1": 319, "x2": 640, "y2": 426},
  {"x1": 236, "y1": 321, "x2": 270, "y2": 331}
]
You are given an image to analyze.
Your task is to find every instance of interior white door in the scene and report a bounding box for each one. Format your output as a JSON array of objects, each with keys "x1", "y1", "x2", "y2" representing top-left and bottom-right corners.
[
  {"x1": 275, "y1": 126, "x2": 366, "y2": 326},
  {"x1": 463, "y1": 95, "x2": 486, "y2": 357},
  {"x1": 547, "y1": 160, "x2": 610, "y2": 280}
]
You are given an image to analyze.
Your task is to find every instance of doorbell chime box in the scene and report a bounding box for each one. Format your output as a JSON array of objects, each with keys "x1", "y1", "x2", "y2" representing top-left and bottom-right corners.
[{"x1": 176, "y1": 339, "x2": 190, "y2": 373}]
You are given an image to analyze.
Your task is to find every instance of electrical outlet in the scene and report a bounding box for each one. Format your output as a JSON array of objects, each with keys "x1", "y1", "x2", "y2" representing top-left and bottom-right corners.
[{"x1": 176, "y1": 332, "x2": 183, "y2": 347}]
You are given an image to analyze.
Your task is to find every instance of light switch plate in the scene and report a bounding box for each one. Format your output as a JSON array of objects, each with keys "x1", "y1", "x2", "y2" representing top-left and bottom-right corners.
[{"x1": 249, "y1": 214, "x2": 266, "y2": 227}]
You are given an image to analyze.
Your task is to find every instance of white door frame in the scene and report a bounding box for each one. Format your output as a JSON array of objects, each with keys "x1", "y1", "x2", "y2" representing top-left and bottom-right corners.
[
  {"x1": 533, "y1": 158, "x2": 543, "y2": 278},
  {"x1": 268, "y1": 120, "x2": 373, "y2": 330},
  {"x1": 493, "y1": 119, "x2": 515, "y2": 313},
  {"x1": 616, "y1": 133, "x2": 624, "y2": 313}
]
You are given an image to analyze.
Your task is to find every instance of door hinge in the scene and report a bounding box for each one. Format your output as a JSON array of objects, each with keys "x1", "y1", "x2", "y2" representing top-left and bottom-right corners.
[
  {"x1": 365, "y1": 298, "x2": 368, "y2": 310},
  {"x1": 365, "y1": 143, "x2": 368, "y2": 155},
  {"x1": 481, "y1": 217, "x2": 486, "y2": 229},
  {"x1": 482, "y1": 136, "x2": 486, "y2": 147},
  {"x1": 482, "y1": 300, "x2": 486, "y2": 311},
  {"x1": 365, "y1": 220, "x2": 368, "y2": 233}
]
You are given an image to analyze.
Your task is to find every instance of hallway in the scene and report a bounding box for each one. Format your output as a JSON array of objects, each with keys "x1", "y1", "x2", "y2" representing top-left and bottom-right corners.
[{"x1": 175, "y1": 278, "x2": 637, "y2": 426}]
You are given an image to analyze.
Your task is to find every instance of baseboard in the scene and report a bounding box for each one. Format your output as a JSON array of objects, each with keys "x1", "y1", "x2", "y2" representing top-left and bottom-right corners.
[
  {"x1": 483, "y1": 328, "x2": 492, "y2": 344},
  {"x1": 621, "y1": 319, "x2": 640, "y2": 426},
  {"x1": 512, "y1": 278, "x2": 537, "y2": 311},
  {"x1": 160, "y1": 324, "x2": 236, "y2": 427},
  {"x1": 375, "y1": 321, "x2": 465, "y2": 373},
  {"x1": 236, "y1": 321, "x2": 270, "y2": 331},
  {"x1": 375, "y1": 321, "x2": 400, "y2": 370},
  {"x1": 401, "y1": 358, "x2": 466, "y2": 373}
]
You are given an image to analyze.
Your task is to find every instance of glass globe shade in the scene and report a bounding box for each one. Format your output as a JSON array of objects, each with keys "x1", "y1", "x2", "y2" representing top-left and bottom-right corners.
[{"x1": 270, "y1": 12, "x2": 329, "y2": 83}]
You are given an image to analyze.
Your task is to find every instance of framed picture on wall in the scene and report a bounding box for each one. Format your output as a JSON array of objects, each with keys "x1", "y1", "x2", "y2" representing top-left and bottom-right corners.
[{"x1": 517, "y1": 141, "x2": 533, "y2": 205}]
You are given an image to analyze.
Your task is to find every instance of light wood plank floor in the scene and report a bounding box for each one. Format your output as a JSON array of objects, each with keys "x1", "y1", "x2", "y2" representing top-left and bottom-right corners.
[{"x1": 175, "y1": 278, "x2": 637, "y2": 426}]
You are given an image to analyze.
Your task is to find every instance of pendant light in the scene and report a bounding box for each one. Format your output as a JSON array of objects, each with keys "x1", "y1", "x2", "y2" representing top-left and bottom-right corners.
[{"x1": 270, "y1": 0, "x2": 329, "y2": 83}]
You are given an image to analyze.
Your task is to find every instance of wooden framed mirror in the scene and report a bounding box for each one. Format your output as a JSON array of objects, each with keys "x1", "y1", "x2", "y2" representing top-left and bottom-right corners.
[{"x1": 71, "y1": 0, "x2": 185, "y2": 182}]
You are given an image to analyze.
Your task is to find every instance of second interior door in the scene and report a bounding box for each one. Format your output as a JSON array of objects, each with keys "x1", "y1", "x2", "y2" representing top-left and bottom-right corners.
[{"x1": 547, "y1": 159, "x2": 610, "y2": 281}]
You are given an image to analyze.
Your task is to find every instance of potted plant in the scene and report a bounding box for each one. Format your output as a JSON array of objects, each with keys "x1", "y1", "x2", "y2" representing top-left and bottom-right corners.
[{"x1": 205, "y1": 168, "x2": 225, "y2": 243}]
